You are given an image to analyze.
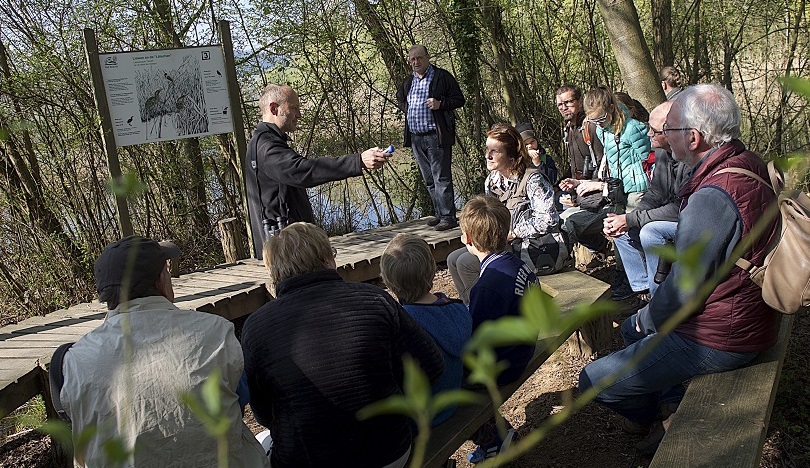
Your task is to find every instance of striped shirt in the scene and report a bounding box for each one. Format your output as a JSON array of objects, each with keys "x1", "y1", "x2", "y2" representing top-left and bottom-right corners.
[{"x1": 406, "y1": 65, "x2": 436, "y2": 134}]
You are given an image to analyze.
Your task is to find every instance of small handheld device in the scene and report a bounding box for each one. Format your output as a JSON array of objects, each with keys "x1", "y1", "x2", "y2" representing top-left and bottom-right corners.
[{"x1": 384, "y1": 144, "x2": 395, "y2": 154}]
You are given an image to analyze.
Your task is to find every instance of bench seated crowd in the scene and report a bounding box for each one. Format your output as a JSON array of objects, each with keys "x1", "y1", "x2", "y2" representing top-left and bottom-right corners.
[{"x1": 46, "y1": 67, "x2": 790, "y2": 468}]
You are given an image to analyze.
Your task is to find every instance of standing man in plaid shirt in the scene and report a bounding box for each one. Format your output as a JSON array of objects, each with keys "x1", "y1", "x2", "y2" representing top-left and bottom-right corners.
[{"x1": 397, "y1": 45, "x2": 466, "y2": 231}]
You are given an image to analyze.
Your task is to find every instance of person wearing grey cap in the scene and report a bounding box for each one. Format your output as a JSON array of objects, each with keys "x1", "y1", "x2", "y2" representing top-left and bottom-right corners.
[{"x1": 57, "y1": 235, "x2": 269, "y2": 467}]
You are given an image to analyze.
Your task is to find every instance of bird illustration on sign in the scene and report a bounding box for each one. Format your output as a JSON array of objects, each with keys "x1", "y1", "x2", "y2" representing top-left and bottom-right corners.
[{"x1": 135, "y1": 54, "x2": 209, "y2": 140}]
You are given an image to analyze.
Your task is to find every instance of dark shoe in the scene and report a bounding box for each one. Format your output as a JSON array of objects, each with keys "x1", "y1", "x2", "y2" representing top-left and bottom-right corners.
[
  {"x1": 611, "y1": 285, "x2": 636, "y2": 301},
  {"x1": 635, "y1": 420, "x2": 666, "y2": 455},
  {"x1": 611, "y1": 269, "x2": 634, "y2": 301},
  {"x1": 426, "y1": 216, "x2": 441, "y2": 226},
  {"x1": 434, "y1": 219, "x2": 458, "y2": 231},
  {"x1": 620, "y1": 417, "x2": 652, "y2": 435}
]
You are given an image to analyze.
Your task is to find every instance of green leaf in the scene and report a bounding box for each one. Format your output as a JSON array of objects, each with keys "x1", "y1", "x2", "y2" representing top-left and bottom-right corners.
[
  {"x1": 429, "y1": 389, "x2": 485, "y2": 415},
  {"x1": 779, "y1": 76, "x2": 810, "y2": 99},
  {"x1": 38, "y1": 420, "x2": 73, "y2": 448},
  {"x1": 649, "y1": 243, "x2": 677, "y2": 263},
  {"x1": 464, "y1": 348, "x2": 509, "y2": 386},
  {"x1": 520, "y1": 286, "x2": 562, "y2": 336},
  {"x1": 465, "y1": 316, "x2": 539, "y2": 351},
  {"x1": 109, "y1": 172, "x2": 147, "y2": 197},
  {"x1": 676, "y1": 236, "x2": 710, "y2": 293},
  {"x1": 201, "y1": 368, "x2": 223, "y2": 417},
  {"x1": 0, "y1": 127, "x2": 8, "y2": 141},
  {"x1": 401, "y1": 356, "x2": 432, "y2": 412},
  {"x1": 101, "y1": 437, "x2": 131, "y2": 465},
  {"x1": 357, "y1": 395, "x2": 414, "y2": 420},
  {"x1": 74, "y1": 425, "x2": 100, "y2": 456}
]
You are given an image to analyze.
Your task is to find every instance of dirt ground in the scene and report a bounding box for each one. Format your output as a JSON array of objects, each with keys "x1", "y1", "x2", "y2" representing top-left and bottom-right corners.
[{"x1": 2, "y1": 263, "x2": 808, "y2": 467}]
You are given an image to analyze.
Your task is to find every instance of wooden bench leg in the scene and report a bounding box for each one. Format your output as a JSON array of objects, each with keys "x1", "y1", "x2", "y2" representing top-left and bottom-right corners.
[{"x1": 567, "y1": 308, "x2": 614, "y2": 358}]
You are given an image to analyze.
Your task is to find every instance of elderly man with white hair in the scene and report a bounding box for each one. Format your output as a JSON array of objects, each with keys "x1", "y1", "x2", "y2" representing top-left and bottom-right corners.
[{"x1": 579, "y1": 84, "x2": 780, "y2": 453}]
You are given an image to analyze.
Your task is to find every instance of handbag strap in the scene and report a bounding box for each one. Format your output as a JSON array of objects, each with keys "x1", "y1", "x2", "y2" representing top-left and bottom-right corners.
[{"x1": 712, "y1": 166, "x2": 774, "y2": 272}]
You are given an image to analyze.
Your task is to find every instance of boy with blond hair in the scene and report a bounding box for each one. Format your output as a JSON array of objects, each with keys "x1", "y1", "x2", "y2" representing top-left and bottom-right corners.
[
  {"x1": 459, "y1": 195, "x2": 539, "y2": 463},
  {"x1": 381, "y1": 233, "x2": 472, "y2": 425}
]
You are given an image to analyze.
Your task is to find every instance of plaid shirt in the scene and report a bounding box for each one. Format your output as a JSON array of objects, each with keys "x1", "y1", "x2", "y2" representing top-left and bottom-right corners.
[{"x1": 406, "y1": 65, "x2": 436, "y2": 134}]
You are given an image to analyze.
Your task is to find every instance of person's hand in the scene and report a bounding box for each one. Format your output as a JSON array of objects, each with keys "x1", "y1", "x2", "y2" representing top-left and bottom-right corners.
[
  {"x1": 361, "y1": 147, "x2": 389, "y2": 170},
  {"x1": 507, "y1": 230, "x2": 516, "y2": 241},
  {"x1": 575, "y1": 180, "x2": 603, "y2": 197},
  {"x1": 528, "y1": 148, "x2": 540, "y2": 160},
  {"x1": 426, "y1": 98, "x2": 441, "y2": 110},
  {"x1": 559, "y1": 192, "x2": 576, "y2": 208},
  {"x1": 603, "y1": 213, "x2": 628, "y2": 237},
  {"x1": 559, "y1": 178, "x2": 580, "y2": 191}
]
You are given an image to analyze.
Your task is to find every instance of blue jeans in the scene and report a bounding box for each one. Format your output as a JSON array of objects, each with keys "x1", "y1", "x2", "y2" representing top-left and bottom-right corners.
[
  {"x1": 613, "y1": 221, "x2": 678, "y2": 296},
  {"x1": 578, "y1": 314, "x2": 757, "y2": 425},
  {"x1": 411, "y1": 132, "x2": 456, "y2": 220}
]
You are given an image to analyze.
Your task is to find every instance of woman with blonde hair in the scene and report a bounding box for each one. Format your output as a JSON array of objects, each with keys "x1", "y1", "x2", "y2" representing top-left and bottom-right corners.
[
  {"x1": 448, "y1": 122, "x2": 569, "y2": 304},
  {"x1": 566, "y1": 87, "x2": 651, "y2": 213}
]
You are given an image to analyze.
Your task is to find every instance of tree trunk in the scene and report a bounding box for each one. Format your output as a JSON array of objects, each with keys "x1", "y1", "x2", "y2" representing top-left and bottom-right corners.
[
  {"x1": 479, "y1": 1, "x2": 531, "y2": 124},
  {"x1": 651, "y1": 0, "x2": 674, "y2": 68},
  {"x1": 596, "y1": 0, "x2": 665, "y2": 111},
  {"x1": 352, "y1": 0, "x2": 410, "y2": 86}
]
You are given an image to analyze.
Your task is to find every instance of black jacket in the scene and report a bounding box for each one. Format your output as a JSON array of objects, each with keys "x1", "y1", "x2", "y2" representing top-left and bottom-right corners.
[
  {"x1": 625, "y1": 148, "x2": 692, "y2": 229},
  {"x1": 241, "y1": 269, "x2": 444, "y2": 468},
  {"x1": 245, "y1": 122, "x2": 363, "y2": 257},
  {"x1": 396, "y1": 65, "x2": 465, "y2": 148}
]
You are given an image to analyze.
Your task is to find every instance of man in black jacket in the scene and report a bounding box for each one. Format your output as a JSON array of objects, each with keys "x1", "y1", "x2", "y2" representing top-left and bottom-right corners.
[
  {"x1": 246, "y1": 84, "x2": 390, "y2": 258},
  {"x1": 603, "y1": 101, "x2": 690, "y2": 297},
  {"x1": 397, "y1": 45, "x2": 465, "y2": 231}
]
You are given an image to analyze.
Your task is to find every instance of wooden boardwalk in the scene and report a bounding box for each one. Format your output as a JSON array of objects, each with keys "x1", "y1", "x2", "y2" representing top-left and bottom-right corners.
[{"x1": 0, "y1": 218, "x2": 462, "y2": 419}]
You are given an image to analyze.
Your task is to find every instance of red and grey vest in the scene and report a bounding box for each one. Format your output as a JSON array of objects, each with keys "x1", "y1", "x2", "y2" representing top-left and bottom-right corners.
[{"x1": 675, "y1": 140, "x2": 779, "y2": 352}]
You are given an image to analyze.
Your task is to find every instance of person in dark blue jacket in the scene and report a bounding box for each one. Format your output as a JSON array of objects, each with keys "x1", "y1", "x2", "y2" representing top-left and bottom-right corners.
[
  {"x1": 458, "y1": 195, "x2": 539, "y2": 463},
  {"x1": 381, "y1": 233, "x2": 472, "y2": 426}
]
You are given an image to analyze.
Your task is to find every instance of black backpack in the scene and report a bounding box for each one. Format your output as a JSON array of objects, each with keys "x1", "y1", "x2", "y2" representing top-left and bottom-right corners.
[{"x1": 49, "y1": 342, "x2": 74, "y2": 422}]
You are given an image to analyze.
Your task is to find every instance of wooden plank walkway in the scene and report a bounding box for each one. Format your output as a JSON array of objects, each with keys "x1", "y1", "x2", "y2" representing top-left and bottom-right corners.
[{"x1": 0, "y1": 219, "x2": 461, "y2": 419}]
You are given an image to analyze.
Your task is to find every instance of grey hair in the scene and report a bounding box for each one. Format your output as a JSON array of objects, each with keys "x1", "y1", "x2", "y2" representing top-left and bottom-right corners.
[
  {"x1": 258, "y1": 84, "x2": 291, "y2": 114},
  {"x1": 675, "y1": 84, "x2": 740, "y2": 147}
]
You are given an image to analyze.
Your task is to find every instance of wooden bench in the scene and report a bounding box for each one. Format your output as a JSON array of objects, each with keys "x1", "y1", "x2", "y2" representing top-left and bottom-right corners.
[
  {"x1": 0, "y1": 219, "x2": 462, "y2": 424},
  {"x1": 650, "y1": 313, "x2": 795, "y2": 467},
  {"x1": 422, "y1": 268, "x2": 610, "y2": 467}
]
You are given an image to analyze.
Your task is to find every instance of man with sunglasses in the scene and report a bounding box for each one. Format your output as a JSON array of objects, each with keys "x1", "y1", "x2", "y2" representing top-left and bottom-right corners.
[
  {"x1": 603, "y1": 100, "x2": 691, "y2": 299},
  {"x1": 580, "y1": 84, "x2": 779, "y2": 454}
]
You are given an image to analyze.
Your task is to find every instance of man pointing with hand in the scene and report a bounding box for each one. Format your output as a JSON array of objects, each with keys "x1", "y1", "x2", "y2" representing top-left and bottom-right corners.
[{"x1": 246, "y1": 84, "x2": 390, "y2": 258}]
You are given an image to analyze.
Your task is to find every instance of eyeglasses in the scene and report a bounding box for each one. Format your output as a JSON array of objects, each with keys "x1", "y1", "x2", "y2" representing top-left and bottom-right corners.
[
  {"x1": 648, "y1": 125, "x2": 664, "y2": 136},
  {"x1": 556, "y1": 98, "x2": 577, "y2": 108},
  {"x1": 662, "y1": 122, "x2": 694, "y2": 136}
]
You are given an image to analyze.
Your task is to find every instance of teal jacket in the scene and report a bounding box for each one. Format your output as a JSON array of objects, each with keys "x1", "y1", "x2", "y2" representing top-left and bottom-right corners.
[{"x1": 597, "y1": 110, "x2": 651, "y2": 193}]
